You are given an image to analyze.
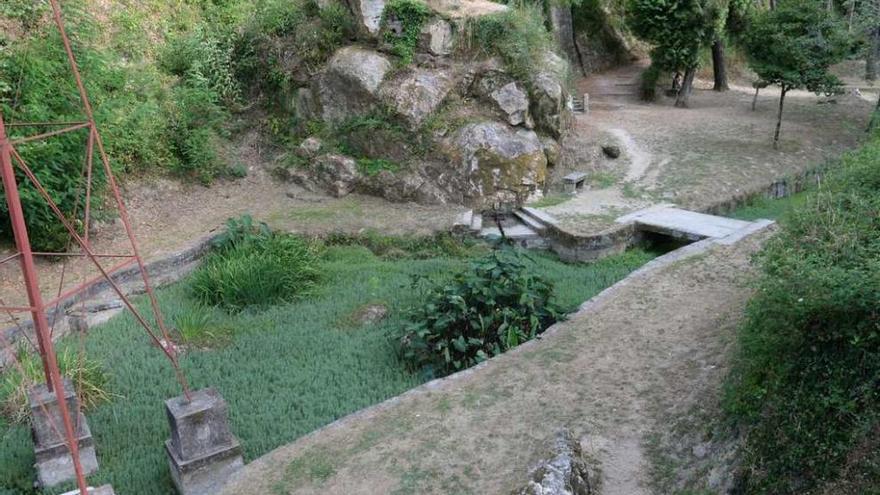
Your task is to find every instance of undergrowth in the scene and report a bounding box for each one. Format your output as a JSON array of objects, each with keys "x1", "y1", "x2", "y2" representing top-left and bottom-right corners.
[
  {"x1": 724, "y1": 136, "x2": 880, "y2": 493},
  {"x1": 463, "y1": 2, "x2": 556, "y2": 82}
]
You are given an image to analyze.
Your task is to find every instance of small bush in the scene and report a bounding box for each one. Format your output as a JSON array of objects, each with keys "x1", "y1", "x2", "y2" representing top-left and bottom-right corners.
[
  {"x1": 0, "y1": 346, "x2": 112, "y2": 425},
  {"x1": 639, "y1": 64, "x2": 660, "y2": 101},
  {"x1": 192, "y1": 219, "x2": 321, "y2": 312},
  {"x1": 381, "y1": 0, "x2": 431, "y2": 65},
  {"x1": 171, "y1": 304, "x2": 232, "y2": 346},
  {"x1": 401, "y1": 248, "x2": 564, "y2": 376}
]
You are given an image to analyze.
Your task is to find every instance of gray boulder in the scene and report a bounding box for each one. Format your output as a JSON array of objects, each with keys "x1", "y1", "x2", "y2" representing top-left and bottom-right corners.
[
  {"x1": 293, "y1": 87, "x2": 319, "y2": 122},
  {"x1": 601, "y1": 145, "x2": 621, "y2": 159},
  {"x1": 380, "y1": 68, "x2": 456, "y2": 128},
  {"x1": 420, "y1": 19, "x2": 454, "y2": 56},
  {"x1": 490, "y1": 82, "x2": 532, "y2": 127},
  {"x1": 349, "y1": 0, "x2": 386, "y2": 37},
  {"x1": 517, "y1": 430, "x2": 593, "y2": 495},
  {"x1": 443, "y1": 121, "x2": 547, "y2": 209},
  {"x1": 316, "y1": 47, "x2": 392, "y2": 122},
  {"x1": 530, "y1": 69, "x2": 571, "y2": 139},
  {"x1": 540, "y1": 136, "x2": 562, "y2": 167},
  {"x1": 312, "y1": 154, "x2": 360, "y2": 197},
  {"x1": 297, "y1": 137, "x2": 323, "y2": 158}
]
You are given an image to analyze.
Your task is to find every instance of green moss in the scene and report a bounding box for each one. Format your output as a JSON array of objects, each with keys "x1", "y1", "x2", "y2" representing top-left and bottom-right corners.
[{"x1": 381, "y1": 0, "x2": 431, "y2": 65}]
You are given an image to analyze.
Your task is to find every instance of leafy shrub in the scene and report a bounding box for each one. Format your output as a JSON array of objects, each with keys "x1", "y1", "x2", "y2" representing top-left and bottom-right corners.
[
  {"x1": 401, "y1": 248, "x2": 564, "y2": 376},
  {"x1": 381, "y1": 0, "x2": 431, "y2": 65},
  {"x1": 465, "y1": 3, "x2": 555, "y2": 81},
  {"x1": 164, "y1": 82, "x2": 229, "y2": 183},
  {"x1": 0, "y1": 19, "x2": 173, "y2": 250},
  {"x1": 160, "y1": 24, "x2": 241, "y2": 104},
  {"x1": 192, "y1": 219, "x2": 321, "y2": 312},
  {"x1": 1, "y1": 346, "x2": 112, "y2": 424},
  {"x1": 639, "y1": 63, "x2": 660, "y2": 101},
  {"x1": 724, "y1": 138, "x2": 880, "y2": 493}
]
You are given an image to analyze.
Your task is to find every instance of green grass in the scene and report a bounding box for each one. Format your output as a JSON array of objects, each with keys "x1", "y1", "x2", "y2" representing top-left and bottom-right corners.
[
  {"x1": 0, "y1": 242, "x2": 655, "y2": 494},
  {"x1": 727, "y1": 191, "x2": 810, "y2": 221}
]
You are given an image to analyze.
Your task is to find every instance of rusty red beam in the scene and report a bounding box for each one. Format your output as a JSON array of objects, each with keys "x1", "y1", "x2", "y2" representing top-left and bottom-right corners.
[
  {"x1": 1, "y1": 105, "x2": 89, "y2": 495},
  {"x1": 9, "y1": 122, "x2": 91, "y2": 145},
  {"x1": 31, "y1": 252, "x2": 135, "y2": 258}
]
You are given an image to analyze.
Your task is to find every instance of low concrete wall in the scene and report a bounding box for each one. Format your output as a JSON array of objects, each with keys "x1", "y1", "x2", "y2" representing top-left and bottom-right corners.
[{"x1": 0, "y1": 233, "x2": 220, "y2": 368}]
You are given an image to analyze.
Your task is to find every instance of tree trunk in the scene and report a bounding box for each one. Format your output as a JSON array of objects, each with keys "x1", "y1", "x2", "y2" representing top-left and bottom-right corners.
[
  {"x1": 867, "y1": 91, "x2": 880, "y2": 132},
  {"x1": 774, "y1": 86, "x2": 788, "y2": 149},
  {"x1": 675, "y1": 67, "x2": 696, "y2": 108},
  {"x1": 867, "y1": 27, "x2": 880, "y2": 81},
  {"x1": 752, "y1": 86, "x2": 760, "y2": 111},
  {"x1": 712, "y1": 39, "x2": 730, "y2": 91}
]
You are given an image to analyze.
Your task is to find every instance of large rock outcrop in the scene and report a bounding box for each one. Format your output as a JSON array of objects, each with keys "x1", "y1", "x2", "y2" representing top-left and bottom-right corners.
[
  {"x1": 442, "y1": 121, "x2": 548, "y2": 209},
  {"x1": 530, "y1": 53, "x2": 572, "y2": 139},
  {"x1": 316, "y1": 46, "x2": 392, "y2": 122},
  {"x1": 379, "y1": 68, "x2": 457, "y2": 128}
]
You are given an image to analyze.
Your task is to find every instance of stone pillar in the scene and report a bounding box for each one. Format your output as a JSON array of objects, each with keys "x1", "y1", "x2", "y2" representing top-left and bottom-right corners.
[
  {"x1": 28, "y1": 379, "x2": 99, "y2": 488},
  {"x1": 165, "y1": 388, "x2": 243, "y2": 495}
]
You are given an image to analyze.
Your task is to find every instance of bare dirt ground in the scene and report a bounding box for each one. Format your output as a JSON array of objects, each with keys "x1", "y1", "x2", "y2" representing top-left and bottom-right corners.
[
  {"x1": 219, "y1": 227, "x2": 771, "y2": 495},
  {"x1": 544, "y1": 62, "x2": 874, "y2": 234},
  {"x1": 0, "y1": 130, "x2": 459, "y2": 325}
]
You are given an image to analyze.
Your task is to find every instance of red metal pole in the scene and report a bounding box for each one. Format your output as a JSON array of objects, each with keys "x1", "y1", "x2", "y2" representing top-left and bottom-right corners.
[{"x1": 0, "y1": 114, "x2": 90, "y2": 493}]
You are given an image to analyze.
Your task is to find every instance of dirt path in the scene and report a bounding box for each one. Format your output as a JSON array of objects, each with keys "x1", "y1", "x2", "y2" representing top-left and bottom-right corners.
[
  {"x1": 545, "y1": 62, "x2": 873, "y2": 234},
  {"x1": 219, "y1": 227, "x2": 771, "y2": 495}
]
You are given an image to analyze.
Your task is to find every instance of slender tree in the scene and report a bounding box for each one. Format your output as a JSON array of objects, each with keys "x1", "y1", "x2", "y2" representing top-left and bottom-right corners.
[{"x1": 743, "y1": 0, "x2": 850, "y2": 148}]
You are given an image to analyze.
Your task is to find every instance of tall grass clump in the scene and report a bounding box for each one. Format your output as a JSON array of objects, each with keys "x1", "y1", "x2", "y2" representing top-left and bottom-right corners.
[
  {"x1": 401, "y1": 248, "x2": 564, "y2": 376},
  {"x1": 724, "y1": 137, "x2": 880, "y2": 493},
  {"x1": 465, "y1": 2, "x2": 556, "y2": 81},
  {"x1": 191, "y1": 216, "x2": 321, "y2": 312},
  {"x1": 0, "y1": 346, "x2": 112, "y2": 425}
]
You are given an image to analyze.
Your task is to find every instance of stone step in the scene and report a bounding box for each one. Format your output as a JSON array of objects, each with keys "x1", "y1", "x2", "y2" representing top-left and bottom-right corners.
[
  {"x1": 519, "y1": 207, "x2": 559, "y2": 228},
  {"x1": 512, "y1": 209, "x2": 547, "y2": 234},
  {"x1": 481, "y1": 223, "x2": 539, "y2": 240}
]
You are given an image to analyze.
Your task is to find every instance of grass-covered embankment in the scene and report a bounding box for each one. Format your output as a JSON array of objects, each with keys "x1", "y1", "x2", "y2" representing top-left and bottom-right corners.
[
  {"x1": 724, "y1": 136, "x2": 880, "y2": 494},
  {"x1": 0, "y1": 235, "x2": 656, "y2": 495}
]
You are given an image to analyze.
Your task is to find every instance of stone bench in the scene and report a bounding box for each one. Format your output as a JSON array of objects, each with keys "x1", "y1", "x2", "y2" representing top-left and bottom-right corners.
[{"x1": 562, "y1": 172, "x2": 588, "y2": 194}]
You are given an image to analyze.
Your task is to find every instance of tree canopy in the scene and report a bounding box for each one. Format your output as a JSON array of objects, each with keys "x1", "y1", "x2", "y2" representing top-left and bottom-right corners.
[{"x1": 743, "y1": 0, "x2": 850, "y2": 95}]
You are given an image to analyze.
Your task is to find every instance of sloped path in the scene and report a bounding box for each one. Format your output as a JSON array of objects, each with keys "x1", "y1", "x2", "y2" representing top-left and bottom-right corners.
[{"x1": 219, "y1": 226, "x2": 772, "y2": 495}]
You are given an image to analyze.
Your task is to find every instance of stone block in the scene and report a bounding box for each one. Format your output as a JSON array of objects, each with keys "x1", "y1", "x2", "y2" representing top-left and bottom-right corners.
[
  {"x1": 165, "y1": 388, "x2": 243, "y2": 495},
  {"x1": 59, "y1": 485, "x2": 116, "y2": 495},
  {"x1": 28, "y1": 379, "x2": 99, "y2": 488}
]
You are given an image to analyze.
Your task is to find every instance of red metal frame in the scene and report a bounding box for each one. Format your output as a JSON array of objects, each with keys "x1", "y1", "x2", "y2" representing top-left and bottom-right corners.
[{"x1": 0, "y1": 1, "x2": 192, "y2": 492}]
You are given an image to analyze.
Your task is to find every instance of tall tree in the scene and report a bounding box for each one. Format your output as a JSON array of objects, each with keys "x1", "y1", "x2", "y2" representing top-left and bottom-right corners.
[
  {"x1": 743, "y1": 0, "x2": 850, "y2": 148},
  {"x1": 628, "y1": 0, "x2": 719, "y2": 107}
]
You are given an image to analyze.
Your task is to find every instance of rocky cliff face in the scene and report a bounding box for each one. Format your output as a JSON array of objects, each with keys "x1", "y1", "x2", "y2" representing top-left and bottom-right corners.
[{"x1": 285, "y1": 0, "x2": 574, "y2": 211}]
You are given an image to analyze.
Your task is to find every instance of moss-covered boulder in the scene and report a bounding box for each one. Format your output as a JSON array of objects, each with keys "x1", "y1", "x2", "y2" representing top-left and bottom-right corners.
[{"x1": 443, "y1": 121, "x2": 547, "y2": 209}]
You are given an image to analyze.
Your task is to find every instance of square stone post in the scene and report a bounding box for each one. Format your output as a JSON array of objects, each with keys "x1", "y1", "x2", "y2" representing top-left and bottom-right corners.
[
  {"x1": 165, "y1": 388, "x2": 243, "y2": 495},
  {"x1": 28, "y1": 379, "x2": 99, "y2": 487},
  {"x1": 59, "y1": 485, "x2": 116, "y2": 495}
]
